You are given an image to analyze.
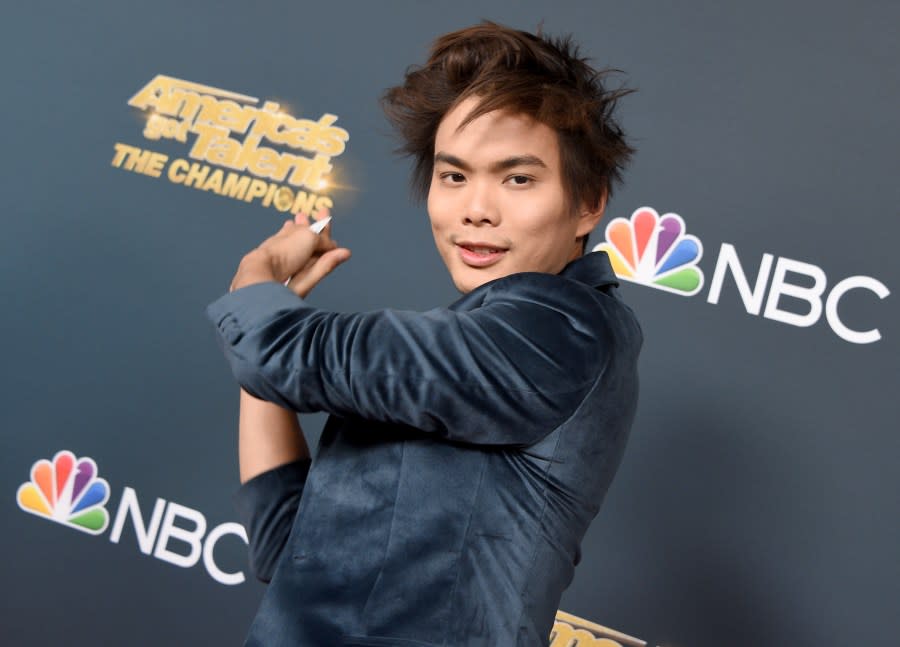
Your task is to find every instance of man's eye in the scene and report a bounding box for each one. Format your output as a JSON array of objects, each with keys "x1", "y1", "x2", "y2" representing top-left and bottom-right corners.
[
  {"x1": 507, "y1": 175, "x2": 532, "y2": 186},
  {"x1": 441, "y1": 172, "x2": 466, "y2": 183}
]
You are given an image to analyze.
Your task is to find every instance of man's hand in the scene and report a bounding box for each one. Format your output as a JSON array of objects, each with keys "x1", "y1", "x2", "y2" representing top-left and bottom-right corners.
[{"x1": 230, "y1": 214, "x2": 351, "y2": 298}]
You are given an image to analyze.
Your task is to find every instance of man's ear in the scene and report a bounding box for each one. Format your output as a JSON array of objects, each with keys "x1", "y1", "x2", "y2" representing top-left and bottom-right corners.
[{"x1": 575, "y1": 190, "x2": 608, "y2": 239}]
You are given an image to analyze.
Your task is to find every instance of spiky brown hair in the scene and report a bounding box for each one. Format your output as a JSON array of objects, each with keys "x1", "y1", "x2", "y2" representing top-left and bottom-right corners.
[{"x1": 382, "y1": 20, "x2": 635, "y2": 241}]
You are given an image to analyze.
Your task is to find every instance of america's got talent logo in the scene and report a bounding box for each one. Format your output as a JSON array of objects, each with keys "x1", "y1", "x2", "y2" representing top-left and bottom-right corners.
[{"x1": 111, "y1": 74, "x2": 348, "y2": 218}]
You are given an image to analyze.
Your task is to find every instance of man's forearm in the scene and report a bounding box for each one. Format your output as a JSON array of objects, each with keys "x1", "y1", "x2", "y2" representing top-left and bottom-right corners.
[{"x1": 239, "y1": 388, "x2": 309, "y2": 484}]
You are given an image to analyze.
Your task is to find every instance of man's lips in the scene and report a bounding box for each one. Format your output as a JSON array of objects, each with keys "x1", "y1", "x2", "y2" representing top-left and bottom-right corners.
[{"x1": 455, "y1": 241, "x2": 509, "y2": 268}]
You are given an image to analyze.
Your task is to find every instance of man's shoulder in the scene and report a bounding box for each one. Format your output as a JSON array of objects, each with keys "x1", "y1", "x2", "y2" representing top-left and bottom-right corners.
[
  {"x1": 480, "y1": 268, "x2": 622, "y2": 319},
  {"x1": 482, "y1": 268, "x2": 593, "y2": 298},
  {"x1": 477, "y1": 267, "x2": 642, "y2": 355}
]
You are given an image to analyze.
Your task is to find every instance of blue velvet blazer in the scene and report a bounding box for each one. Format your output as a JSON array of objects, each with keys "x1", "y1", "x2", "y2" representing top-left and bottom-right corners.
[{"x1": 206, "y1": 251, "x2": 642, "y2": 646}]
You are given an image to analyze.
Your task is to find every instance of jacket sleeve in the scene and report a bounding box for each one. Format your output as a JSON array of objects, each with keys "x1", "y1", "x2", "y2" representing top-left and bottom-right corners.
[
  {"x1": 206, "y1": 275, "x2": 611, "y2": 446},
  {"x1": 232, "y1": 458, "x2": 311, "y2": 583}
]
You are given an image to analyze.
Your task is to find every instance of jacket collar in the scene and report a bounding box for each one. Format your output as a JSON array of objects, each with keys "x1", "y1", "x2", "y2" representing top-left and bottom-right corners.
[{"x1": 560, "y1": 251, "x2": 620, "y2": 289}]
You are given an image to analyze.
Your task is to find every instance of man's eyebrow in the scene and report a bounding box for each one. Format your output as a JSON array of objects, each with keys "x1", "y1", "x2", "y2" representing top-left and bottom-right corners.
[
  {"x1": 433, "y1": 152, "x2": 548, "y2": 173},
  {"x1": 489, "y1": 155, "x2": 547, "y2": 173},
  {"x1": 434, "y1": 152, "x2": 472, "y2": 171}
]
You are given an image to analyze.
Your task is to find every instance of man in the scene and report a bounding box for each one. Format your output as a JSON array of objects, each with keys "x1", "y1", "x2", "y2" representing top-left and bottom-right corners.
[{"x1": 207, "y1": 21, "x2": 642, "y2": 647}]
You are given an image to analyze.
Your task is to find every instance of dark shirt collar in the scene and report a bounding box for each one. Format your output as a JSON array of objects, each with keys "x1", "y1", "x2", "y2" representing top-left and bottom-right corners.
[{"x1": 560, "y1": 251, "x2": 620, "y2": 289}]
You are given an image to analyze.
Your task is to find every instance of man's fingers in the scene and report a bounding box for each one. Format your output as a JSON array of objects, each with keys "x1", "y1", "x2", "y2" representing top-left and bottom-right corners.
[
  {"x1": 299, "y1": 256, "x2": 318, "y2": 273},
  {"x1": 289, "y1": 248, "x2": 352, "y2": 298}
]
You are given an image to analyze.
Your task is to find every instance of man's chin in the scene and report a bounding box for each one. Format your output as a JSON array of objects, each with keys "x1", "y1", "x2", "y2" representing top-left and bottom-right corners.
[
  {"x1": 451, "y1": 276, "x2": 477, "y2": 294},
  {"x1": 449, "y1": 267, "x2": 500, "y2": 294}
]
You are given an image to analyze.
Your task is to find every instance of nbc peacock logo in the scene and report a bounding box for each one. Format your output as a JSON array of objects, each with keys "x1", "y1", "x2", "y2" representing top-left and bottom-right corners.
[
  {"x1": 594, "y1": 206, "x2": 704, "y2": 296},
  {"x1": 16, "y1": 450, "x2": 110, "y2": 535}
]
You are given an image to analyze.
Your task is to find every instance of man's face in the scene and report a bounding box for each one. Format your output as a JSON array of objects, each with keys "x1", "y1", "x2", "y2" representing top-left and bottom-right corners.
[{"x1": 427, "y1": 96, "x2": 602, "y2": 293}]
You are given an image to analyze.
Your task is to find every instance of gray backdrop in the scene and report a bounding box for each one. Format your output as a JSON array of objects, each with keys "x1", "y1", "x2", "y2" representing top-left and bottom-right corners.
[{"x1": 2, "y1": 1, "x2": 897, "y2": 646}]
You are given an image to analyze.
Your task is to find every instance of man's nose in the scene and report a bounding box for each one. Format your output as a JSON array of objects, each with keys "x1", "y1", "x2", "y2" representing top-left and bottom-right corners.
[{"x1": 462, "y1": 183, "x2": 500, "y2": 226}]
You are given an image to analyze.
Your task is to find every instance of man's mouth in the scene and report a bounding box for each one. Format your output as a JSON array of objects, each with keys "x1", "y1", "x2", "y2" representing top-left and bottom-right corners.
[
  {"x1": 455, "y1": 242, "x2": 508, "y2": 268},
  {"x1": 462, "y1": 245, "x2": 502, "y2": 255}
]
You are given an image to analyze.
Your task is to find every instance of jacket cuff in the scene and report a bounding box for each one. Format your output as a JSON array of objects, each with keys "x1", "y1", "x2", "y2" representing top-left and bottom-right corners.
[
  {"x1": 232, "y1": 458, "x2": 312, "y2": 529},
  {"x1": 205, "y1": 281, "x2": 308, "y2": 346}
]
